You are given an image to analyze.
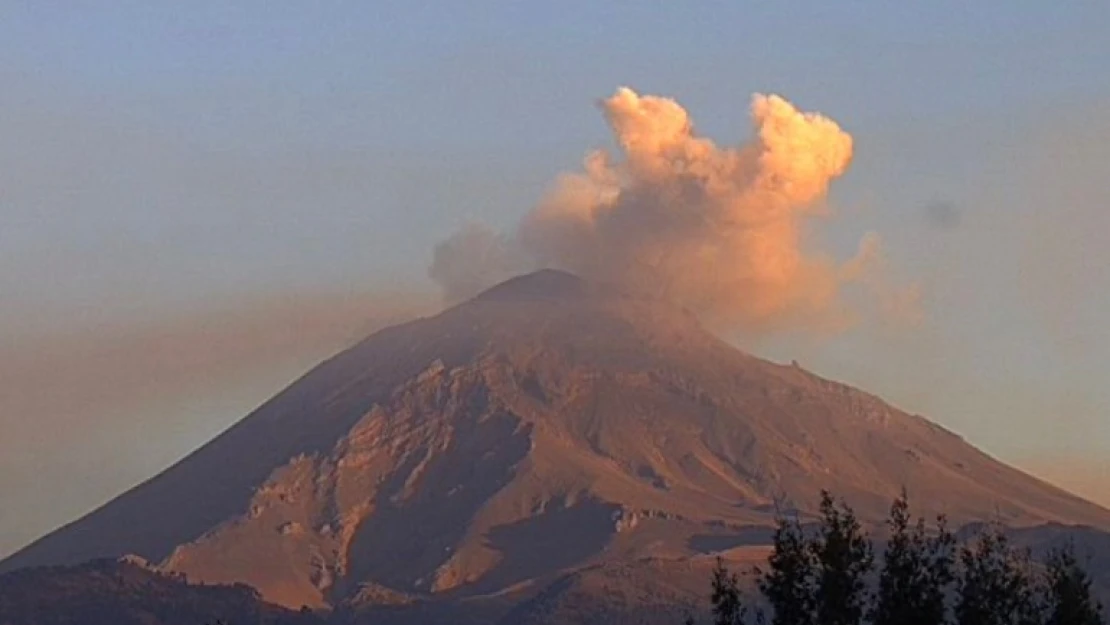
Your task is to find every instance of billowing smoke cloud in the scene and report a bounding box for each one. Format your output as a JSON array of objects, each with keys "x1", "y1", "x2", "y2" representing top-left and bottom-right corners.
[
  {"x1": 429, "y1": 224, "x2": 523, "y2": 304},
  {"x1": 431, "y1": 87, "x2": 896, "y2": 333}
]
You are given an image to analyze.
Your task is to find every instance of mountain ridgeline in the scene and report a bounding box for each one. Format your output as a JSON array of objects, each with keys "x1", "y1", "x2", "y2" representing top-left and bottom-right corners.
[{"x1": 3, "y1": 270, "x2": 1108, "y2": 623}]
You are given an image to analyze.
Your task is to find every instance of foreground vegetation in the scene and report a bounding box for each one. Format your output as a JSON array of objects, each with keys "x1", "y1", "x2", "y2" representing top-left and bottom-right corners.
[{"x1": 697, "y1": 491, "x2": 1104, "y2": 625}]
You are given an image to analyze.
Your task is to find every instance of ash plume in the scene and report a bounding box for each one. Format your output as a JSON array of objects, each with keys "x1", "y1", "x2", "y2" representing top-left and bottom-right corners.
[
  {"x1": 428, "y1": 224, "x2": 523, "y2": 304},
  {"x1": 431, "y1": 87, "x2": 901, "y2": 333}
]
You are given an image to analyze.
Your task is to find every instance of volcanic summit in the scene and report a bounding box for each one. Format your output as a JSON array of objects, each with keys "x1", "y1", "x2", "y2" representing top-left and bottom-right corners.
[{"x1": 4, "y1": 270, "x2": 1107, "y2": 620}]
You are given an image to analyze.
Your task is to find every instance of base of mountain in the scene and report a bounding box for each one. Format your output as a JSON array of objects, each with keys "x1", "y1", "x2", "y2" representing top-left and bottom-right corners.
[{"x1": 4, "y1": 491, "x2": 1110, "y2": 625}]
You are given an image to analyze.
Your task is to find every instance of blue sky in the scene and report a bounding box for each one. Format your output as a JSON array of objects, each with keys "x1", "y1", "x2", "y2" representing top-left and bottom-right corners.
[{"x1": 2, "y1": 2, "x2": 1109, "y2": 555}]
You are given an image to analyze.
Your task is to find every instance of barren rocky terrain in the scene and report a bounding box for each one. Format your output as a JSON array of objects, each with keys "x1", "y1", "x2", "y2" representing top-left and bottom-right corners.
[{"x1": 4, "y1": 270, "x2": 1108, "y2": 623}]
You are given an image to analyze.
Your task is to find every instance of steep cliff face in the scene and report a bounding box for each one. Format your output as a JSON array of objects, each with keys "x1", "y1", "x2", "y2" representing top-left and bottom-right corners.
[{"x1": 5, "y1": 270, "x2": 1108, "y2": 614}]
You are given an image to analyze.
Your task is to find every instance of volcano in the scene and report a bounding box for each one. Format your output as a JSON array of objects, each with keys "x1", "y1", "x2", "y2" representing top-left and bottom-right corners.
[{"x1": 4, "y1": 270, "x2": 1108, "y2": 621}]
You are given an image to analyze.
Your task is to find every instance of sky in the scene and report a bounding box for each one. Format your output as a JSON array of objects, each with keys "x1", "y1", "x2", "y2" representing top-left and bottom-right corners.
[{"x1": 2, "y1": 2, "x2": 1109, "y2": 557}]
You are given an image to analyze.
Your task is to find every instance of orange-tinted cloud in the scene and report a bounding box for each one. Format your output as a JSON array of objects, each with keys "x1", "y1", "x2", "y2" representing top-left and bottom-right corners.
[{"x1": 431, "y1": 87, "x2": 906, "y2": 334}]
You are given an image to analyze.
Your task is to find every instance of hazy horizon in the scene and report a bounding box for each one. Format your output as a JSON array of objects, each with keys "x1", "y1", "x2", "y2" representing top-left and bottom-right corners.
[{"x1": 3, "y1": 2, "x2": 1109, "y2": 557}]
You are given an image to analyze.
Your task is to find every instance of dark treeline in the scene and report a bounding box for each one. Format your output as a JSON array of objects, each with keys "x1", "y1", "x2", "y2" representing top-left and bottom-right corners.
[{"x1": 696, "y1": 491, "x2": 1103, "y2": 625}]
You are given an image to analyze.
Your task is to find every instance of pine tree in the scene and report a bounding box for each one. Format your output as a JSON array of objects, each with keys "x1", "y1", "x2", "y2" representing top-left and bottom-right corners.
[
  {"x1": 711, "y1": 557, "x2": 748, "y2": 625},
  {"x1": 872, "y1": 491, "x2": 955, "y2": 625},
  {"x1": 811, "y1": 491, "x2": 874, "y2": 625},
  {"x1": 922, "y1": 513, "x2": 957, "y2": 621},
  {"x1": 1045, "y1": 541, "x2": 1104, "y2": 625},
  {"x1": 956, "y1": 525, "x2": 1043, "y2": 625},
  {"x1": 758, "y1": 508, "x2": 816, "y2": 625}
]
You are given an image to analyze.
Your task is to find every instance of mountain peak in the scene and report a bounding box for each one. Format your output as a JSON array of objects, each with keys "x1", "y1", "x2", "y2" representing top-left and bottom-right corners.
[
  {"x1": 5, "y1": 270, "x2": 1109, "y2": 616},
  {"x1": 473, "y1": 269, "x2": 589, "y2": 303}
]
